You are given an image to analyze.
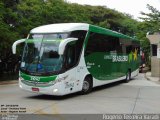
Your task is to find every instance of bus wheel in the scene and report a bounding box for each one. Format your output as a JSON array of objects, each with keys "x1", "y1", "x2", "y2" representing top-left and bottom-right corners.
[
  {"x1": 125, "y1": 70, "x2": 131, "y2": 83},
  {"x1": 81, "y1": 76, "x2": 92, "y2": 94}
]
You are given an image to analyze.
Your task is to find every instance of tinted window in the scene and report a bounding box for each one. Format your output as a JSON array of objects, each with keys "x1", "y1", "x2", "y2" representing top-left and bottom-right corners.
[
  {"x1": 152, "y1": 44, "x2": 157, "y2": 56},
  {"x1": 85, "y1": 32, "x2": 122, "y2": 56},
  {"x1": 64, "y1": 30, "x2": 87, "y2": 69}
]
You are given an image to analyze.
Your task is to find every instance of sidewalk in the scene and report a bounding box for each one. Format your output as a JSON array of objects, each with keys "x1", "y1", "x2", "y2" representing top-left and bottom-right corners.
[
  {"x1": 0, "y1": 80, "x2": 18, "y2": 85},
  {"x1": 145, "y1": 72, "x2": 160, "y2": 84},
  {"x1": 0, "y1": 73, "x2": 18, "y2": 85}
]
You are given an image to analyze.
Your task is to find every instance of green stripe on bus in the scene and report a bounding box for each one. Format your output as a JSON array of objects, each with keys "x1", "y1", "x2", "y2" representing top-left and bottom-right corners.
[{"x1": 20, "y1": 72, "x2": 57, "y2": 82}]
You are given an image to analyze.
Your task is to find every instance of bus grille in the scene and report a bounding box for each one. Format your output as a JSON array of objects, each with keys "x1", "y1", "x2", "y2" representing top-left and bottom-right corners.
[{"x1": 21, "y1": 80, "x2": 53, "y2": 87}]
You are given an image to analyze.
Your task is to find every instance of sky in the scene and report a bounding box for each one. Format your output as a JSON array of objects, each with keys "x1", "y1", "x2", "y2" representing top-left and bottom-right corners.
[{"x1": 66, "y1": 0, "x2": 160, "y2": 20}]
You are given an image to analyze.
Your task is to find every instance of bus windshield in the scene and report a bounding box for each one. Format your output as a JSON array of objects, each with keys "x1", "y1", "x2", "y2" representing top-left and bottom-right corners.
[{"x1": 20, "y1": 33, "x2": 69, "y2": 75}]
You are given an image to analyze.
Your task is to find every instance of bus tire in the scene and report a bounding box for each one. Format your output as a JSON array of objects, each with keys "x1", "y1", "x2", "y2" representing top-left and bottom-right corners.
[
  {"x1": 81, "y1": 76, "x2": 92, "y2": 94},
  {"x1": 125, "y1": 70, "x2": 131, "y2": 83}
]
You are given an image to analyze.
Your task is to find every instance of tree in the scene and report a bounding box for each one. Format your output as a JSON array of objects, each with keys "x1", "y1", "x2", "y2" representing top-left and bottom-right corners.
[
  {"x1": 140, "y1": 4, "x2": 160, "y2": 32},
  {"x1": 137, "y1": 4, "x2": 160, "y2": 66},
  {"x1": 0, "y1": 1, "x2": 18, "y2": 53}
]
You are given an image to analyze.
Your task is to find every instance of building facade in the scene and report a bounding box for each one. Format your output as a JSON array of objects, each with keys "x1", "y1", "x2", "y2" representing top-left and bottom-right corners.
[{"x1": 147, "y1": 32, "x2": 160, "y2": 77}]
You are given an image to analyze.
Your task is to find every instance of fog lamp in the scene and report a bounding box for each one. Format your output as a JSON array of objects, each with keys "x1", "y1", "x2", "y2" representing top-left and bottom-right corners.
[{"x1": 53, "y1": 89, "x2": 58, "y2": 92}]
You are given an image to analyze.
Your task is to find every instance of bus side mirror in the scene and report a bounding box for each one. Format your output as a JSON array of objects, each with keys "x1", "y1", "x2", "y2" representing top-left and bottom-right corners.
[
  {"x1": 12, "y1": 39, "x2": 26, "y2": 54},
  {"x1": 58, "y1": 38, "x2": 78, "y2": 55}
]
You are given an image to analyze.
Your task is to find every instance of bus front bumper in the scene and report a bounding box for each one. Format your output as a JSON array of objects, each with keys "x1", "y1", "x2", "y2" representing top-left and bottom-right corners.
[{"x1": 19, "y1": 79, "x2": 66, "y2": 96}]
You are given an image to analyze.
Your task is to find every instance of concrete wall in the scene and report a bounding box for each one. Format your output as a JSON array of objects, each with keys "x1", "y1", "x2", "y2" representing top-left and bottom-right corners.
[
  {"x1": 151, "y1": 57, "x2": 160, "y2": 77},
  {"x1": 146, "y1": 34, "x2": 160, "y2": 77},
  {"x1": 147, "y1": 34, "x2": 160, "y2": 44}
]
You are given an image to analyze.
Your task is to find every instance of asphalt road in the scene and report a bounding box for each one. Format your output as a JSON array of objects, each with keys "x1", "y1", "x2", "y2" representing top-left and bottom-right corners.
[{"x1": 0, "y1": 73, "x2": 160, "y2": 114}]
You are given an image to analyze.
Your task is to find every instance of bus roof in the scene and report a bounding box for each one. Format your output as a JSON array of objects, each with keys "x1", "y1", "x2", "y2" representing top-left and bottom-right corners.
[
  {"x1": 30, "y1": 23, "x2": 138, "y2": 41},
  {"x1": 89, "y1": 25, "x2": 137, "y2": 41},
  {"x1": 30, "y1": 23, "x2": 89, "y2": 33}
]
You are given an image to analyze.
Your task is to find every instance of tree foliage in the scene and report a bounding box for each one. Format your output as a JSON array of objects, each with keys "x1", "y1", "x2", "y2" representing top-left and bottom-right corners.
[
  {"x1": 0, "y1": 1, "x2": 18, "y2": 53},
  {"x1": 138, "y1": 4, "x2": 160, "y2": 66},
  {"x1": 140, "y1": 4, "x2": 160, "y2": 32}
]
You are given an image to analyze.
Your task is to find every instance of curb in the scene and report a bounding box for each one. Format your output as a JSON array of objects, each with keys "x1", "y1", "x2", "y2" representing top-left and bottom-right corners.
[
  {"x1": 0, "y1": 80, "x2": 18, "y2": 85},
  {"x1": 144, "y1": 72, "x2": 150, "y2": 81},
  {"x1": 145, "y1": 72, "x2": 160, "y2": 85}
]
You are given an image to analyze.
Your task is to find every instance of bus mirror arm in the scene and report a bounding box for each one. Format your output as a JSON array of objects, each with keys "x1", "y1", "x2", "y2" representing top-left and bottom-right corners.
[
  {"x1": 58, "y1": 38, "x2": 78, "y2": 55},
  {"x1": 12, "y1": 39, "x2": 26, "y2": 54}
]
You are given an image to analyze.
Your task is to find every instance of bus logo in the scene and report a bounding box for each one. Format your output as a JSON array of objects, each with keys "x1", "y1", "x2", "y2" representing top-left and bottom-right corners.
[
  {"x1": 31, "y1": 76, "x2": 40, "y2": 82},
  {"x1": 129, "y1": 48, "x2": 138, "y2": 62}
]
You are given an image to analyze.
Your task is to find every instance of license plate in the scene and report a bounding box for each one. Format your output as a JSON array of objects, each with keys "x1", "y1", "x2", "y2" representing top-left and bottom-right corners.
[{"x1": 32, "y1": 87, "x2": 39, "y2": 92}]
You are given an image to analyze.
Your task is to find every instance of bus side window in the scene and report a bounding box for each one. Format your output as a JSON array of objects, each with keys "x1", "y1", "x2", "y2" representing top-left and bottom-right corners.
[
  {"x1": 64, "y1": 43, "x2": 76, "y2": 69},
  {"x1": 126, "y1": 45, "x2": 132, "y2": 54},
  {"x1": 85, "y1": 32, "x2": 122, "y2": 55},
  {"x1": 69, "y1": 30, "x2": 87, "y2": 62}
]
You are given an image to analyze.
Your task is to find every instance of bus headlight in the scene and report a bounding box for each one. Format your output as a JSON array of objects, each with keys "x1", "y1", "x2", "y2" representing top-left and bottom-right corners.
[
  {"x1": 19, "y1": 77, "x2": 24, "y2": 81},
  {"x1": 56, "y1": 75, "x2": 68, "y2": 83},
  {"x1": 19, "y1": 84, "x2": 22, "y2": 88},
  {"x1": 53, "y1": 89, "x2": 58, "y2": 93},
  {"x1": 49, "y1": 75, "x2": 68, "y2": 85},
  {"x1": 49, "y1": 80, "x2": 56, "y2": 85}
]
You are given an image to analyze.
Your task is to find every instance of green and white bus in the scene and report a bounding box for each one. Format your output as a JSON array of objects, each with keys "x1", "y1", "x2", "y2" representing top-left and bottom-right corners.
[{"x1": 12, "y1": 23, "x2": 140, "y2": 95}]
